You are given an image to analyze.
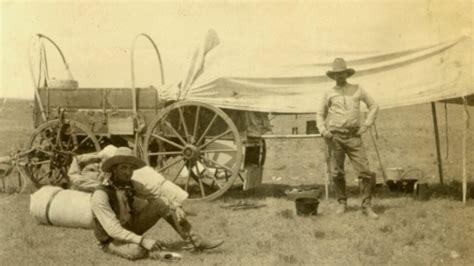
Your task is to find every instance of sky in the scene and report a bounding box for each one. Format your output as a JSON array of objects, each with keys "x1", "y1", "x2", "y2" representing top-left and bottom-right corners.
[{"x1": 1, "y1": 0, "x2": 472, "y2": 99}]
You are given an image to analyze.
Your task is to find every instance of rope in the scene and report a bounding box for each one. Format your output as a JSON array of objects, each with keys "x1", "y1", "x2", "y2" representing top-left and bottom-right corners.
[
  {"x1": 444, "y1": 103, "x2": 449, "y2": 160},
  {"x1": 463, "y1": 96, "x2": 471, "y2": 128}
]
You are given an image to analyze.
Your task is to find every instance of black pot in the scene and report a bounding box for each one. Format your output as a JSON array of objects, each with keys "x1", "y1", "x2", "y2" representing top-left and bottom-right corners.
[
  {"x1": 295, "y1": 198, "x2": 319, "y2": 216},
  {"x1": 386, "y1": 179, "x2": 418, "y2": 193}
]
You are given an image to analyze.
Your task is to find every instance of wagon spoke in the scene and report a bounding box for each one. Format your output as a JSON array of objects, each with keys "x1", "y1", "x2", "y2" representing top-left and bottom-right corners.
[
  {"x1": 157, "y1": 156, "x2": 184, "y2": 172},
  {"x1": 40, "y1": 131, "x2": 54, "y2": 148},
  {"x1": 199, "y1": 129, "x2": 232, "y2": 150},
  {"x1": 30, "y1": 160, "x2": 52, "y2": 166},
  {"x1": 55, "y1": 125, "x2": 63, "y2": 147},
  {"x1": 65, "y1": 136, "x2": 73, "y2": 149},
  {"x1": 198, "y1": 161, "x2": 223, "y2": 189},
  {"x1": 72, "y1": 136, "x2": 93, "y2": 153},
  {"x1": 200, "y1": 149, "x2": 237, "y2": 154},
  {"x1": 196, "y1": 171, "x2": 206, "y2": 197},
  {"x1": 34, "y1": 148, "x2": 53, "y2": 156},
  {"x1": 151, "y1": 133, "x2": 185, "y2": 150},
  {"x1": 200, "y1": 156, "x2": 235, "y2": 173},
  {"x1": 59, "y1": 166, "x2": 70, "y2": 183},
  {"x1": 189, "y1": 162, "x2": 206, "y2": 197},
  {"x1": 69, "y1": 122, "x2": 79, "y2": 148},
  {"x1": 172, "y1": 162, "x2": 187, "y2": 183},
  {"x1": 36, "y1": 169, "x2": 52, "y2": 182},
  {"x1": 184, "y1": 162, "x2": 191, "y2": 193},
  {"x1": 148, "y1": 151, "x2": 183, "y2": 156},
  {"x1": 196, "y1": 113, "x2": 218, "y2": 145},
  {"x1": 193, "y1": 106, "x2": 200, "y2": 139},
  {"x1": 177, "y1": 107, "x2": 190, "y2": 142},
  {"x1": 164, "y1": 121, "x2": 187, "y2": 145}
]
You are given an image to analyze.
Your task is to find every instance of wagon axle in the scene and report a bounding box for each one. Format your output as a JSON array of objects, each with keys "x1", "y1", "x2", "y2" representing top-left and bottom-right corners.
[{"x1": 182, "y1": 145, "x2": 200, "y2": 162}]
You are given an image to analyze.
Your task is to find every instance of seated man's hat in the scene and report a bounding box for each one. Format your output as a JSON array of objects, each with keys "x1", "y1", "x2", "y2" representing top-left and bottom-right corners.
[{"x1": 101, "y1": 147, "x2": 146, "y2": 173}]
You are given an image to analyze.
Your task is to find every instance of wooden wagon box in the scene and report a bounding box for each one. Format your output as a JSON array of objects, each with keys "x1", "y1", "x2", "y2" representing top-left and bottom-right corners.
[{"x1": 34, "y1": 87, "x2": 161, "y2": 135}]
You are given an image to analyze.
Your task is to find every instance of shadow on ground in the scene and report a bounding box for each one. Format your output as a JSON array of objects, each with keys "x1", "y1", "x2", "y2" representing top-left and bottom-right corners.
[{"x1": 220, "y1": 181, "x2": 474, "y2": 202}]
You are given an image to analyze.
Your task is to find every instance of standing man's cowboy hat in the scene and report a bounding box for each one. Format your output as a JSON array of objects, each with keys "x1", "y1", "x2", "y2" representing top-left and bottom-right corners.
[
  {"x1": 101, "y1": 147, "x2": 146, "y2": 172},
  {"x1": 326, "y1": 58, "x2": 355, "y2": 80}
]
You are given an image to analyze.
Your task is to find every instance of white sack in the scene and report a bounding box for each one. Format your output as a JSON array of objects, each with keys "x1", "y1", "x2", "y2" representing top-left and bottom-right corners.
[{"x1": 30, "y1": 186, "x2": 94, "y2": 229}]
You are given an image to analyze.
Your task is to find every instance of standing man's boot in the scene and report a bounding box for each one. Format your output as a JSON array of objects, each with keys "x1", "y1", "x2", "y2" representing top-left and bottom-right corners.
[
  {"x1": 362, "y1": 206, "x2": 378, "y2": 219},
  {"x1": 332, "y1": 177, "x2": 347, "y2": 215},
  {"x1": 360, "y1": 176, "x2": 378, "y2": 219},
  {"x1": 336, "y1": 201, "x2": 347, "y2": 215}
]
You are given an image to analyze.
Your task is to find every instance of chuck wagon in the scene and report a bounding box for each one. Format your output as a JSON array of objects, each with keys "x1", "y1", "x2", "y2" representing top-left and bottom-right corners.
[
  {"x1": 18, "y1": 34, "x2": 269, "y2": 201},
  {"x1": 16, "y1": 32, "x2": 467, "y2": 202}
]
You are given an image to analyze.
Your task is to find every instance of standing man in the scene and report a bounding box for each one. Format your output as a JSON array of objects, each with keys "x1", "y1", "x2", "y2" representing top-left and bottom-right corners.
[
  {"x1": 316, "y1": 58, "x2": 379, "y2": 219},
  {"x1": 91, "y1": 147, "x2": 223, "y2": 260}
]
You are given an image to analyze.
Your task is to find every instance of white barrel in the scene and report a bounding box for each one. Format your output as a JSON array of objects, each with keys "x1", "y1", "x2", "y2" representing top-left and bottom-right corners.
[{"x1": 30, "y1": 186, "x2": 94, "y2": 229}]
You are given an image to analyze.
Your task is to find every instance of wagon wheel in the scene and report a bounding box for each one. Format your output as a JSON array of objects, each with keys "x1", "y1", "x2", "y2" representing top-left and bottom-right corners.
[
  {"x1": 144, "y1": 101, "x2": 242, "y2": 201},
  {"x1": 18, "y1": 119, "x2": 101, "y2": 189}
]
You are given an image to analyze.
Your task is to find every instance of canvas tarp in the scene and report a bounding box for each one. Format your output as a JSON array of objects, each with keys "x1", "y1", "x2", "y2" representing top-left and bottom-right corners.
[{"x1": 161, "y1": 30, "x2": 473, "y2": 113}]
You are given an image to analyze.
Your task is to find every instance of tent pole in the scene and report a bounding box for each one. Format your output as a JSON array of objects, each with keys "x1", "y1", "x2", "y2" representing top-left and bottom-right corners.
[
  {"x1": 462, "y1": 97, "x2": 468, "y2": 205},
  {"x1": 431, "y1": 102, "x2": 444, "y2": 185}
]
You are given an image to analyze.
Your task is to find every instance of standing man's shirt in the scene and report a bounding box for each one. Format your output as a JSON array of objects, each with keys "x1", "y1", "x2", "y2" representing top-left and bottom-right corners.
[{"x1": 315, "y1": 83, "x2": 378, "y2": 133}]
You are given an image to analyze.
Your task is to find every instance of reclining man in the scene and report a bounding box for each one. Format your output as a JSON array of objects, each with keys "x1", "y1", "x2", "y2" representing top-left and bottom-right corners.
[{"x1": 68, "y1": 145, "x2": 223, "y2": 260}]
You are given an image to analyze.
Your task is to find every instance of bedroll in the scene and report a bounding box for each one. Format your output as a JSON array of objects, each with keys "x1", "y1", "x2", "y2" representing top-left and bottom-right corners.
[{"x1": 30, "y1": 186, "x2": 94, "y2": 229}]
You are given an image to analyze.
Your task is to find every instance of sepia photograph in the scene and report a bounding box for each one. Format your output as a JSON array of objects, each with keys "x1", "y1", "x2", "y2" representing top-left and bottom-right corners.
[{"x1": 1, "y1": 0, "x2": 473, "y2": 265}]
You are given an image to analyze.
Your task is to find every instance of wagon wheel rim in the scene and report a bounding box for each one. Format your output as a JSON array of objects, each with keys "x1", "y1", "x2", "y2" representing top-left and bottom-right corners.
[
  {"x1": 19, "y1": 119, "x2": 101, "y2": 189},
  {"x1": 144, "y1": 101, "x2": 242, "y2": 201}
]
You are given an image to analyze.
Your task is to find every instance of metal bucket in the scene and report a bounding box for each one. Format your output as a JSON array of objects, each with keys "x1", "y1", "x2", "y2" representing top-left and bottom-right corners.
[
  {"x1": 385, "y1": 167, "x2": 404, "y2": 181},
  {"x1": 414, "y1": 182, "x2": 431, "y2": 200},
  {"x1": 295, "y1": 198, "x2": 319, "y2": 216}
]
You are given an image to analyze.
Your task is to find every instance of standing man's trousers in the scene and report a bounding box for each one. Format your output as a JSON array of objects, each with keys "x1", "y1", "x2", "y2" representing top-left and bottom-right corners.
[{"x1": 327, "y1": 131, "x2": 376, "y2": 207}]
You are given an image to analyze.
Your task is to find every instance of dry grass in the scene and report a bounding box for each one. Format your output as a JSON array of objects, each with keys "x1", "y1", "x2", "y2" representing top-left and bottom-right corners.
[
  {"x1": 1, "y1": 99, "x2": 474, "y2": 265},
  {"x1": 1, "y1": 191, "x2": 474, "y2": 265}
]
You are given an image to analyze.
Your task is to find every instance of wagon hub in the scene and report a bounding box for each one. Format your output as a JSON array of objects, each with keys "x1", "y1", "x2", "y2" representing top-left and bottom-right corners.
[
  {"x1": 52, "y1": 150, "x2": 72, "y2": 167},
  {"x1": 182, "y1": 145, "x2": 200, "y2": 162}
]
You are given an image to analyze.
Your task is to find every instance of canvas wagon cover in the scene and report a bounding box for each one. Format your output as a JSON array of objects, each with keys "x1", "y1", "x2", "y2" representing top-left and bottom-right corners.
[{"x1": 161, "y1": 30, "x2": 473, "y2": 113}]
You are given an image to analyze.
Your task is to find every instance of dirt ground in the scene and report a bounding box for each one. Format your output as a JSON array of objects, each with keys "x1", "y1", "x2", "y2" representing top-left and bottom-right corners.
[{"x1": 1, "y1": 98, "x2": 473, "y2": 265}]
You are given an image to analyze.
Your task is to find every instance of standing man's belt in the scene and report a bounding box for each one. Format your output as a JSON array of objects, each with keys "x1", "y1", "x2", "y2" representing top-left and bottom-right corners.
[{"x1": 330, "y1": 127, "x2": 360, "y2": 135}]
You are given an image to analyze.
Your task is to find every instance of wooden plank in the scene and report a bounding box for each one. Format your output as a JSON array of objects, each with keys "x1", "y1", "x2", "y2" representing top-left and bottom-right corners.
[
  {"x1": 38, "y1": 87, "x2": 159, "y2": 109},
  {"x1": 261, "y1": 134, "x2": 322, "y2": 139}
]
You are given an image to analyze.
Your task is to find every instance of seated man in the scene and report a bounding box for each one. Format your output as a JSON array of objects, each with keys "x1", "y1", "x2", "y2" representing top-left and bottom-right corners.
[{"x1": 71, "y1": 146, "x2": 223, "y2": 260}]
